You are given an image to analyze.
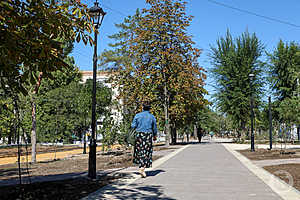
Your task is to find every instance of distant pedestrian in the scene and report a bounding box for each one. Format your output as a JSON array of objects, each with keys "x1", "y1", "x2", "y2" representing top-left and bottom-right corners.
[
  {"x1": 197, "y1": 127, "x2": 204, "y2": 143},
  {"x1": 131, "y1": 103, "x2": 157, "y2": 178},
  {"x1": 209, "y1": 131, "x2": 214, "y2": 140}
]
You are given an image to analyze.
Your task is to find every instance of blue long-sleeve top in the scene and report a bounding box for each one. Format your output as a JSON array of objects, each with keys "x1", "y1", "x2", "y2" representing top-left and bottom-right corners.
[{"x1": 131, "y1": 111, "x2": 157, "y2": 136}]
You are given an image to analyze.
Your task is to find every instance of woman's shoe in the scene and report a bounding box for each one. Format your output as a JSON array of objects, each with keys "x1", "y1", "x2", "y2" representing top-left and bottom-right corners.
[{"x1": 139, "y1": 168, "x2": 147, "y2": 178}]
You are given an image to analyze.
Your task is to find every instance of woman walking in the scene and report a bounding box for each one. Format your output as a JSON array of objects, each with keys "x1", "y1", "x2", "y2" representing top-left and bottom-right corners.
[{"x1": 131, "y1": 103, "x2": 157, "y2": 178}]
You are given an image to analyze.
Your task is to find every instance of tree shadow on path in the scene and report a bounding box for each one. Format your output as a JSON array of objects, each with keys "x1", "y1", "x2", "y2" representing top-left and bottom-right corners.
[{"x1": 87, "y1": 183, "x2": 176, "y2": 200}]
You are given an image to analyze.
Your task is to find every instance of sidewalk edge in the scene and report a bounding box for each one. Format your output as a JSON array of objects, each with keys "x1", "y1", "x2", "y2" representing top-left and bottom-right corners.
[{"x1": 223, "y1": 144, "x2": 300, "y2": 200}]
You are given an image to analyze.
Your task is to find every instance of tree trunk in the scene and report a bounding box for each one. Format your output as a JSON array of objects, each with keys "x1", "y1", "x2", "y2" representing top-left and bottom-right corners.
[
  {"x1": 8, "y1": 135, "x2": 12, "y2": 144},
  {"x1": 297, "y1": 125, "x2": 300, "y2": 143},
  {"x1": 170, "y1": 125, "x2": 177, "y2": 145},
  {"x1": 164, "y1": 84, "x2": 170, "y2": 146},
  {"x1": 31, "y1": 72, "x2": 43, "y2": 163},
  {"x1": 197, "y1": 126, "x2": 203, "y2": 143},
  {"x1": 13, "y1": 96, "x2": 22, "y2": 185},
  {"x1": 193, "y1": 125, "x2": 197, "y2": 139},
  {"x1": 31, "y1": 100, "x2": 37, "y2": 163},
  {"x1": 259, "y1": 129, "x2": 262, "y2": 136},
  {"x1": 186, "y1": 132, "x2": 189, "y2": 143},
  {"x1": 27, "y1": 132, "x2": 31, "y2": 144},
  {"x1": 241, "y1": 121, "x2": 248, "y2": 139}
]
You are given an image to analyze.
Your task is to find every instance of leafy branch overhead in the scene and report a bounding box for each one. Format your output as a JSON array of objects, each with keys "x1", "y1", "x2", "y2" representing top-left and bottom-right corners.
[{"x1": 0, "y1": 0, "x2": 95, "y2": 94}]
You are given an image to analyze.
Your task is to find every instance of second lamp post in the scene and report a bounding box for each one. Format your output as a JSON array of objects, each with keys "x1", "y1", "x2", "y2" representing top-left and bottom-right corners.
[
  {"x1": 88, "y1": 0, "x2": 106, "y2": 179},
  {"x1": 249, "y1": 73, "x2": 255, "y2": 152}
]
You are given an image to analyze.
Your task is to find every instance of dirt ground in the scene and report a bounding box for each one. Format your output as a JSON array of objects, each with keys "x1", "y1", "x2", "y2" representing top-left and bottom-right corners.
[
  {"x1": 0, "y1": 143, "x2": 164, "y2": 159},
  {"x1": 264, "y1": 164, "x2": 300, "y2": 192},
  {"x1": 0, "y1": 145, "x2": 174, "y2": 200},
  {"x1": 0, "y1": 145, "x2": 82, "y2": 158},
  {"x1": 238, "y1": 148, "x2": 300, "y2": 161}
]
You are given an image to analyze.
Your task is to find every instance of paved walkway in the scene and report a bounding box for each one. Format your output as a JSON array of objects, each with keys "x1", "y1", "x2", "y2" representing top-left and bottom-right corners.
[{"x1": 84, "y1": 143, "x2": 286, "y2": 200}]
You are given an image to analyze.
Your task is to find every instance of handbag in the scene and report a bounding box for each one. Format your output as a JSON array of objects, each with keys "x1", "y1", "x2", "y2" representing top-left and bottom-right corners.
[{"x1": 126, "y1": 128, "x2": 137, "y2": 146}]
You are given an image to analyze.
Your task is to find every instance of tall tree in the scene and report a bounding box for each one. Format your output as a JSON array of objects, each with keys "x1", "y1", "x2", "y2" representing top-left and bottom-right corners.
[
  {"x1": 268, "y1": 41, "x2": 300, "y2": 132},
  {"x1": 106, "y1": 0, "x2": 207, "y2": 144},
  {"x1": 209, "y1": 30, "x2": 265, "y2": 136},
  {"x1": 1, "y1": 0, "x2": 95, "y2": 162}
]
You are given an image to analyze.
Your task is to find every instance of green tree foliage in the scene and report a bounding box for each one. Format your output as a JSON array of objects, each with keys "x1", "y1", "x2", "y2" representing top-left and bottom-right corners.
[
  {"x1": 268, "y1": 41, "x2": 300, "y2": 125},
  {"x1": 0, "y1": 74, "x2": 114, "y2": 146},
  {"x1": 0, "y1": 0, "x2": 94, "y2": 94},
  {"x1": 0, "y1": 64, "x2": 81, "y2": 145},
  {"x1": 99, "y1": 9, "x2": 142, "y2": 70},
  {"x1": 196, "y1": 107, "x2": 218, "y2": 133},
  {"x1": 36, "y1": 79, "x2": 113, "y2": 143},
  {"x1": 256, "y1": 102, "x2": 271, "y2": 132},
  {"x1": 39, "y1": 57, "x2": 82, "y2": 94},
  {"x1": 209, "y1": 30, "x2": 265, "y2": 135},
  {"x1": 268, "y1": 40, "x2": 300, "y2": 100},
  {"x1": 196, "y1": 106, "x2": 234, "y2": 137},
  {"x1": 37, "y1": 82, "x2": 79, "y2": 143},
  {"x1": 277, "y1": 96, "x2": 300, "y2": 125},
  {"x1": 98, "y1": 114, "x2": 119, "y2": 149}
]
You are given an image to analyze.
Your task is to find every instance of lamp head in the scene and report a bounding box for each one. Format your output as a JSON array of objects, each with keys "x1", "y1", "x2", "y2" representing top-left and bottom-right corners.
[
  {"x1": 88, "y1": 0, "x2": 106, "y2": 28},
  {"x1": 249, "y1": 73, "x2": 255, "y2": 81}
]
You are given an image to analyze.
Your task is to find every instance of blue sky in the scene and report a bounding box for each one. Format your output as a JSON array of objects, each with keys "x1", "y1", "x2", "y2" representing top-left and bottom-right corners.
[{"x1": 71, "y1": 0, "x2": 300, "y2": 100}]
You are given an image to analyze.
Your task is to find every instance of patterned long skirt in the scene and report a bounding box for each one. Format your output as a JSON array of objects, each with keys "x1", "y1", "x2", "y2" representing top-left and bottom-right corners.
[{"x1": 133, "y1": 132, "x2": 153, "y2": 168}]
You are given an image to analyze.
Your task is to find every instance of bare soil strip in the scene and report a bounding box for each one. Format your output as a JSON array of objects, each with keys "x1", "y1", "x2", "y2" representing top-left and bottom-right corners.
[{"x1": 0, "y1": 145, "x2": 178, "y2": 200}]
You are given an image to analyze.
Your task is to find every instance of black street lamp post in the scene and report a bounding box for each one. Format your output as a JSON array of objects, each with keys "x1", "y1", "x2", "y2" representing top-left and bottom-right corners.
[
  {"x1": 88, "y1": 0, "x2": 106, "y2": 179},
  {"x1": 269, "y1": 96, "x2": 272, "y2": 150},
  {"x1": 249, "y1": 73, "x2": 255, "y2": 152}
]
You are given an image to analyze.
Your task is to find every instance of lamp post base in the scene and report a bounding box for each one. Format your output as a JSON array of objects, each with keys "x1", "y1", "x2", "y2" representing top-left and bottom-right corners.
[
  {"x1": 251, "y1": 137, "x2": 255, "y2": 152},
  {"x1": 88, "y1": 139, "x2": 97, "y2": 179}
]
